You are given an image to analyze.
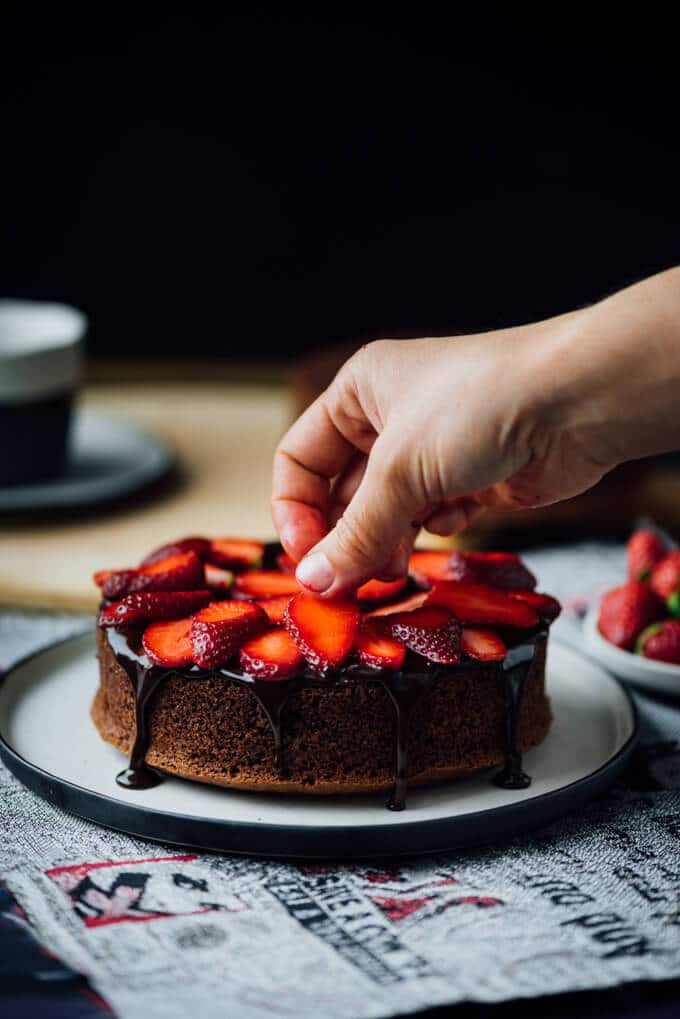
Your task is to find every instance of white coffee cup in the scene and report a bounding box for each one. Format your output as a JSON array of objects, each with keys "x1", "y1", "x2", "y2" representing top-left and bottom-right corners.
[{"x1": 0, "y1": 300, "x2": 87, "y2": 486}]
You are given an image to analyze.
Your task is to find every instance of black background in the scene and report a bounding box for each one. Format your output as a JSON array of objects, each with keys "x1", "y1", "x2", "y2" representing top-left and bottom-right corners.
[{"x1": 2, "y1": 7, "x2": 679, "y2": 360}]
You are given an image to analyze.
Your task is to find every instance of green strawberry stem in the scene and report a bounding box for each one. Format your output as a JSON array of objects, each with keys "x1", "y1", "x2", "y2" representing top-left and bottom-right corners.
[{"x1": 635, "y1": 622, "x2": 662, "y2": 655}]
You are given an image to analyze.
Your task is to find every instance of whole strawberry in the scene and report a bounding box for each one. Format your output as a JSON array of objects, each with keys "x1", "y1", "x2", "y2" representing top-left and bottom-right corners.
[
  {"x1": 650, "y1": 551, "x2": 680, "y2": 616},
  {"x1": 627, "y1": 529, "x2": 666, "y2": 583},
  {"x1": 636, "y1": 620, "x2": 680, "y2": 664},
  {"x1": 598, "y1": 582, "x2": 661, "y2": 650}
]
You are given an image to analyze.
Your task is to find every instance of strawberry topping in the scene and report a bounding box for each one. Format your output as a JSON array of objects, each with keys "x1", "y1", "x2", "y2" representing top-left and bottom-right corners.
[
  {"x1": 234, "y1": 570, "x2": 301, "y2": 599},
  {"x1": 355, "y1": 622, "x2": 406, "y2": 670},
  {"x1": 357, "y1": 577, "x2": 408, "y2": 603},
  {"x1": 204, "y1": 563, "x2": 235, "y2": 591},
  {"x1": 191, "y1": 600, "x2": 268, "y2": 668},
  {"x1": 285, "y1": 593, "x2": 360, "y2": 670},
  {"x1": 141, "y1": 537, "x2": 212, "y2": 566},
  {"x1": 386, "y1": 605, "x2": 461, "y2": 664},
  {"x1": 97, "y1": 551, "x2": 205, "y2": 599},
  {"x1": 408, "y1": 550, "x2": 453, "y2": 587},
  {"x1": 426, "y1": 581, "x2": 539, "y2": 628},
  {"x1": 256, "y1": 595, "x2": 295, "y2": 625},
  {"x1": 461, "y1": 627, "x2": 507, "y2": 662},
  {"x1": 209, "y1": 539, "x2": 265, "y2": 569},
  {"x1": 448, "y1": 551, "x2": 536, "y2": 591},
  {"x1": 239, "y1": 628, "x2": 304, "y2": 680},
  {"x1": 364, "y1": 591, "x2": 429, "y2": 619},
  {"x1": 508, "y1": 589, "x2": 561, "y2": 622},
  {"x1": 142, "y1": 618, "x2": 193, "y2": 667},
  {"x1": 98, "y1": 590, "x2": 211, "y2": 628},
  {"x1": 276, "y1": 551, "x2": 297, "y2": 574}
]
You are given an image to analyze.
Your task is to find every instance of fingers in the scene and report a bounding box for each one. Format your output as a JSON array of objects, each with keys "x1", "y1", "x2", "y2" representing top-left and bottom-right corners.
[
  {"x1": 295, "y1": 434, "x2": 423, "y2": 596},
  {"x1": 327, "y1": 453, "x2": 367, "y2": 530},
  {"x1": 271, "y1": 396, "x2": 357, "y2": 562},
  {"x1": 422, "y1": 496, "x2": 485, "y2": 536}
]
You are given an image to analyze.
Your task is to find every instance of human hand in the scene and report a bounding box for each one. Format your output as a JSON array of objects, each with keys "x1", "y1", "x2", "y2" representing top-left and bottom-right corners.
[{"x1": 271, "y1": 267, "x2": 680, "y2": 597}]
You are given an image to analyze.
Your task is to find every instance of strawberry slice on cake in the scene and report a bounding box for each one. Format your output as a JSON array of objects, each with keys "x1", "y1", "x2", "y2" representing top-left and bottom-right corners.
[
  {"x1": 191, "y1": 600, "x2": 268, "y2": 668},
  {"x1": 285, "y1": 593, "x2": 360, "y2": 670}
]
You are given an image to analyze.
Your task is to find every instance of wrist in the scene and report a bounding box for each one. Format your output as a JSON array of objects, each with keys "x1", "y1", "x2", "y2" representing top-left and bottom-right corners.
[{"x1": 530, "y1": 268, "x2": 680, "y2": 469}]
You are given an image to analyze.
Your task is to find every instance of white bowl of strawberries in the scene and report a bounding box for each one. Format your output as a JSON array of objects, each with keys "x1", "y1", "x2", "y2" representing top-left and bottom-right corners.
[{"x1": 584, "y1": 529, "x2": 680, "y2": 695}]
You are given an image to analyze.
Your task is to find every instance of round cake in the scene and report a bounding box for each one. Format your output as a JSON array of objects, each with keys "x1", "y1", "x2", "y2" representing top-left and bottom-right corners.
[{"x1": 91, "y1": 538, "x2": 559, "y2": 809}]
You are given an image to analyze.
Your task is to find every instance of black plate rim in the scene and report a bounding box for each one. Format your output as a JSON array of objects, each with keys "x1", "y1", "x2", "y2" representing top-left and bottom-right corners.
[{"x1": 0, "y1": 632, "x2": 639, "y2": 859}]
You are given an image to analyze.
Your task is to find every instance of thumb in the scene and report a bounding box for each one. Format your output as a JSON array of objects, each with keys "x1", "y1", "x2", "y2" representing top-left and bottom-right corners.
[{"x1": 295, "y1": 437, "x2": 422, "y2": 597}]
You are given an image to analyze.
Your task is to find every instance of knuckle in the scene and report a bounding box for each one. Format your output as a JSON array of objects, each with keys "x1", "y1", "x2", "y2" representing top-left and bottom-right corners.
[{"x1": 332, "y1": 513, "x2": 379, "y2": 566}]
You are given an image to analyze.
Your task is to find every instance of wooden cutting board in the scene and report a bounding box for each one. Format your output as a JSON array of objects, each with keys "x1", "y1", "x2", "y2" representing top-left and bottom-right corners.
[{"x1": 0, "y1": 379, "x2": 294, "y2": 612}]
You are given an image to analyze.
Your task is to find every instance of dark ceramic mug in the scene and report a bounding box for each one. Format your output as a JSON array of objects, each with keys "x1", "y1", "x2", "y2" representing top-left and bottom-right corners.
[{"x1": 0, "y1": 300, "x2": 87, "y2": 486}]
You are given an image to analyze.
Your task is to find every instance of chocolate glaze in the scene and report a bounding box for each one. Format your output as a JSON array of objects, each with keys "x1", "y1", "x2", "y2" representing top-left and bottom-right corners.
[
  {"x1": 104, "y1": 625, "x2": 540, "y2": 809},
  {"x1": 108, "y1": 629, "x2": 168, "y2": 789},
  {"x1": 493, "y1": 642, "x2": 535, "y2": 790}
]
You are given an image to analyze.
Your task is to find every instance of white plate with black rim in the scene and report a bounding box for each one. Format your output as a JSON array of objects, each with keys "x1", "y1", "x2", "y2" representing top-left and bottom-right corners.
[
  {"x1": 0, "y1": 631, "x2": 637, "y2": 858},
  {"x1": 0, "y1": 409, "x2": 174, "y2": 512}
]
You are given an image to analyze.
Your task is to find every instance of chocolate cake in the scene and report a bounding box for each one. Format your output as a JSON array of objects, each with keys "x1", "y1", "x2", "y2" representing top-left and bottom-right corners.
[{"x1": 91, "y1": 539, "x2": 559, "y2": 809}]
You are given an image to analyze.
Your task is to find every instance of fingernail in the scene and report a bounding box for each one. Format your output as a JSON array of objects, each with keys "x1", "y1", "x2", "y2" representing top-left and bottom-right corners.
[{"x1": 296, "y1": 552, "x2": 335, "y2": 593}]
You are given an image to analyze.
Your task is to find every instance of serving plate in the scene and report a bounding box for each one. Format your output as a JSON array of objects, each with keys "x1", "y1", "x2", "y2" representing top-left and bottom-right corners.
[
  {"x1": 0, "y1": 632, "x2": 636, "y2": 858},
  {"x1": 584, "y1": 601, "x2": 680, "y2": 697}
]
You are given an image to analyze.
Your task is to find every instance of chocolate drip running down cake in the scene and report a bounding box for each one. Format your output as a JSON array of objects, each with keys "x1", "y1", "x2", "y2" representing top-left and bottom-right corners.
[{"x1": 92, "y1": 539, "x2": 560, "y2": 809}]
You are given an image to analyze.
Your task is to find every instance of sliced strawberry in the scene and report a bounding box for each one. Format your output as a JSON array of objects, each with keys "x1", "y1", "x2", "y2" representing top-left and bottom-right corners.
[
  {"x1": 508, "y1": 590, "x2": 562, "y2": 622},
  {"x1": 137, "y1": 550, "x2": 204, "y2": 587},
  {"x1": 276, "y1": 551, "x2": 297, "y2": 574},
  {"x1": 408, "y1": 550, "x2": 453, "y2": 587},
  {"x1": 355, "y1": 622, "x2": 406, "y2": 670},
  {"x1": 386, "y1": 605, "x2": 460, "y2": 664},
  {"x1": 357, "y1": 577, "x2": 408, "y2": 603},
  {"x1": 461, "y1": 627, "x2": 507, "y2": 662},
  {"x1": 98, "y1": 590, "x2": 211, "y2": 628},
  {"x1": 256, "y1": 594, "x2": 294, "y2": 625},
  {"x1": 598, "y1": 582, "x2": 661, "y2": 650},
  {"x1": 426, "y1": 581, "x2": 539, "y2": 628},
  {"x1": 209, "y1": 538, "x2": 265, "y2": 569},
  {"x1": 239, "y1": 628, "x2": 304, "y2": 680},
  {"x1": 191, "y1": 600, "x2": 268, "y2": 668},
  {"x1": 96, "y1": 569, "x2": 137, "y2": 599},
  {"x1": 285, "y1": 593, "x2": 360, "y2": 670},
  {"x1": 98, "y1": 551, "x2": 205, "y2": 599},
  {"x1": 141, "y1": 536, "x2": 212, "y2": 566},
  {"x1": 234, "y1": 570, "x2": 301, "y2": 599},
  {"x1": 627, "y1": 529, "x2": 666, "y2": 583},
  {"x1": 364, "y1": 591, "x2": 429, "y2": 618},
  {"x1": 204, "y1": 563, "x2": 235, "y2": 591},
  {"x1": 142, "y1": 617, "x2": 193, "y2": 667},
  {"x1": 448, "y1": 551, "x2": 536, "y2": 591}
]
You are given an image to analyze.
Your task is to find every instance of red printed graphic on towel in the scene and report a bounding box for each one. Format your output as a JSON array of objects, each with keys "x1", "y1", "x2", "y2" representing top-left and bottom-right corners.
[
  {"x1": 362, "y1": 871, "x2": 504, "y2": 923},
  {"x1": 46, "y1": 855, "x2": 246, "y2": 928},
  {"x1": 266, "y1": 864, "x2": 504, "y2": 985}
]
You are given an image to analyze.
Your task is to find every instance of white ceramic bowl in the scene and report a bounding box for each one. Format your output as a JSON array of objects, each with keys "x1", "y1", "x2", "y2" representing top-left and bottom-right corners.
[{"x1": 583, "y1": 600, "x2": 680, "y2": 696}]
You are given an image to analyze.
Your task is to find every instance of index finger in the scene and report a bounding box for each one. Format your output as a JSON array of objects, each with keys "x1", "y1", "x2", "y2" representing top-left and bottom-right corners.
[{"x1": 271, "y1": 394, "x2": 357, "y2": 562}]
